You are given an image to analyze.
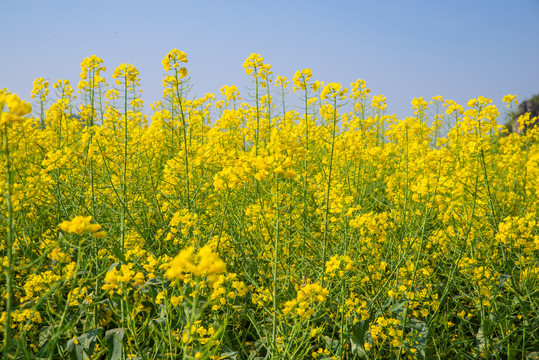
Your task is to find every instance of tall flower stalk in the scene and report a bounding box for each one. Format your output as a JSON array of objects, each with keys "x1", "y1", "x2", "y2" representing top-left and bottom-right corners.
[
  {"x1": 162, "y1": 49, "x2": 192, "y2": 210},
  {"x1": 78, "y1": 55, "x2": 106, "y2": 219},
  {"x1": 319, "y1": 82, "x2": 347, "y2": 285},
  {"x1": 112, "y1": 63, "x2": 141, "y2": 249},
  {"x1": 0, "y1": 93, "x2": 32, "y2": 356}
]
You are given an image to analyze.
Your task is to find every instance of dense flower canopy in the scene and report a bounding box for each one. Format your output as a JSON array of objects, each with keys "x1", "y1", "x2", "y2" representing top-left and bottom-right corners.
[{"x1": 0, "y1": 52, "x2": 538, "y2": 359}]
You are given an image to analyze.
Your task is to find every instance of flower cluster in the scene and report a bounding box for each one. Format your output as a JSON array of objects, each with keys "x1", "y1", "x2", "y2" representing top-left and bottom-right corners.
[
  {"x1": 243, "y1": 53, "x2": 265, "y2": 77},
  {"x1": 31, "y1": 77, "x2": 49, "y2": 102},
  {"x1": 1, "y1": 92, "x2": 32, "y2": 125},
  {"x1": 292, "y1": 68, "x2": 312, "y2": 91},
  {"x1": 283, "y1": 282, "x2": 329, "y2": 319},
  {"x1": 102, "y1": 263, "x2": 145, "y2": 294},
  {"x1": 320, "y1": 82, "x2": 347, "y2": 100},
  {"x1": 162, "y1": 48, "x2": 188, "y2": 72},
  {"x1": 59, "y1": 215, "x2": 106, "y2": 237},
  {"x1": 165, "y1": 245, "x2": 226, "y2": 283},
  {"x1": 78, "y1": 55, "x2": 106, "y2": 90},
  {"x1": 112, "y1": 63, "x2": 140, "y2": 87}
]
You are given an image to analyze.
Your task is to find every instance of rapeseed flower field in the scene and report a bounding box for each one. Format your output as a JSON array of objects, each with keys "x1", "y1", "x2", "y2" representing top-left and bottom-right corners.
[{"x1": 1, "y1": 50, "x2": 538, "y2": 359}]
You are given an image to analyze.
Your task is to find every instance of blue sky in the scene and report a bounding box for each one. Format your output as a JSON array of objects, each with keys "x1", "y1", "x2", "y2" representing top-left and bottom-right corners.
[{"x1": 2, "y1": 0, "x2": 538, "y2": 120}]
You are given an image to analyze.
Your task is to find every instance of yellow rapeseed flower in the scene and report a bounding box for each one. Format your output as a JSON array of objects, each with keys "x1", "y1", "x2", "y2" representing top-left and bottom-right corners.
[
  {"x1": 59, "y1": 216, "x2": 102, "y2": 235},
  {"x1": 1, "y1": 93, "x2": 32, "y2": 125},
  {"x1": 112, "y1": 63, "x2": 140, "y2": 87},
  {"x1": 162, "y1": 49, "x2": 188, "y2": 72},
  {"x1": 166, "y1": 245, "x2": 226, "y2": 283},
  {"x1": 292, "y1": 68, "x2": 312, "y2": 92},
  {"x1": 502, "y1": 94, "x2": 518, "y2": 107},
  {"x1": 243, "y1": 53, "x2": 264, "y2": 77}
]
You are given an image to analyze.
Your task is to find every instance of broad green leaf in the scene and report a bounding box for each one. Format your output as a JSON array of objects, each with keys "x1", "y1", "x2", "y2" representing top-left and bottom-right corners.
[
  {"x1": 106, "y1": 328, "x2": 125, "y2": 360},
  {"x1": 408, "y1": 319, "x2": 429, "y2": 359},
  {"x1": 389, "y1": 301, "x2": 406, "y2": 314},
  {"x1": 39, "y1": 326, "x2": 51, "y2": 348},
  {"x1": 66, "y1": 329, "x2": 100, "y2": 360},
  {"x1": 66, "y1": 338, "x2": 87, "y2": 360},
  {"x1": 220, "y1": 351, "x2": 238, "y2": 360},
  {"x1": 78, "y1": 329, "x2": 100, "y2": 355},
  {"x1": 349, "y1": 320, "x2": 367, "y2": 357}
]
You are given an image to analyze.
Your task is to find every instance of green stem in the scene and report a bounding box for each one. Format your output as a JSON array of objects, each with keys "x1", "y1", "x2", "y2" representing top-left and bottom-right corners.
[
  {"x1": 254, "y1": 69, "x2": 260, "y2": 155},
  {"x1": 85, "y1": 69, "x2": 97, "y2": 220},
  {"x1": 46, "y1": 235, "x2": 86, "y2": 360},
  {"x1": 321, "y1": 97, "x2": 338, "y2": 286},
  {"x1": 266, "y1": 78, "x2": 272, "y2": 145},
  {"x1": 479, "y1": 147, "x2": 498, "y2": 231},
  {"x1": 174, "y1": 68, "x2": 191, "y2": 210},
  {"x1": 121, "y1": 75, "x2": 128, "y2": 249},
  {"x1": 272, "y1": 175, "x2": 280, "y2": 358},
  {"x1": 301, "y1": 87, "x2": 309, "y2": 270},
  {"x1": 2, "y1": 123, "x2": 15, "y2": 356}
]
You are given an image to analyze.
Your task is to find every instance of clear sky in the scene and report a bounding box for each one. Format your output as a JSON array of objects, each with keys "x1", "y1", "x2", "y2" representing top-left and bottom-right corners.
[{"x1": 2, "y1": 0, "x2": 538, "y2": 120}]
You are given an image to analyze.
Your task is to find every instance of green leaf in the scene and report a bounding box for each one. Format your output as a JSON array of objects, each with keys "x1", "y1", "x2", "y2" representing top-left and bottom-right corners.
[
  {"x1": 499, "y1": 274, "x2": 511, "y2": 287},
  {"x1": 140, "y1": 277, "x2": 164, "y2": 294},
  {"x1": 348, "y1": 320, "x2": 367, "y2": 357},
  {"x1": 475, "y1": 326, "x2": 486, "y2": 353},
  {"x1": 39, "y1": 326, "x2": 51, "y2": 348},
  {"x1": 220, "y1": 351, "x2": 238, "y2": 360},
  {"x1": 66, "y1": 329, "x2": 101, "y2": 360},
  {"x1": 145, "y1": 277, "x2": 163, "y2": 286},
  {"x1": 66, "y1": 338, "x2": 87, "y2": 360},
  {"x1": 506, "y1": 335, "x2": 521, "y2": 360},
  {"x1": 106, "y1": 328, "x2": 125, "y2": 360},
  {"x1": 247, "y1": 339, "x2": 265, "y2": 360},
  {"x1": 79, "y1": 329, "x2": 100, "y2": 355},
  {"x1": 388, "y1": 301, "x2": 406, "y2": 314},
  {"x1": 324, "y1": 335, "x2": 339, "y2": 352},
  {"x1": 109, "y1": 243, "x2": 127, "y2": 263},
  {"x1": 408, "y1": 319, "x2": 429, "y2": 359},
  {"x1": 107, "y1": 263, "x2": 120, "y2": 273}
]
